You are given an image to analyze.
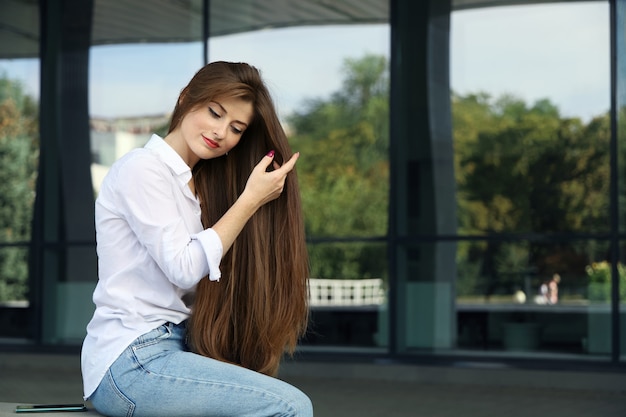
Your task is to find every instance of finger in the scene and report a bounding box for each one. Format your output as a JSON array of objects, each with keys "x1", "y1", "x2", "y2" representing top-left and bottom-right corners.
[
  {"x1": 275, "y1": 152, "x2": 300, "y2": 174},
  {"x1": 254, "y1": 150, "x2": 276, "y2": 172}
]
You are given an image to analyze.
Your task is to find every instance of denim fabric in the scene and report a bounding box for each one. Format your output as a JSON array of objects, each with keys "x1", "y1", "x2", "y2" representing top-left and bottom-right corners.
[{"x1": 89, "y1": 322, "x2": 313, "y2": 417}]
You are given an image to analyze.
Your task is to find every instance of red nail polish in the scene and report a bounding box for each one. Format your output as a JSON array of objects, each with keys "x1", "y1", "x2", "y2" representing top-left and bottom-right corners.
[{"x1": 267, "y1": 150, "x2": 275, "y2": 157}]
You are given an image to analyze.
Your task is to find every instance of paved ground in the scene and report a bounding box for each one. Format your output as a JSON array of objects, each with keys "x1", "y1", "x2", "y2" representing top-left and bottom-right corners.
[{"x1": 1, "y1": 352, "x2": 625, "y2": 417}]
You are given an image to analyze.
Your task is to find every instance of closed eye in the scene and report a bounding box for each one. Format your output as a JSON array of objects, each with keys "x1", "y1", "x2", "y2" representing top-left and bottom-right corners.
[{"x1": 209, "y1": 107, "x2": 221, "y2": 118}]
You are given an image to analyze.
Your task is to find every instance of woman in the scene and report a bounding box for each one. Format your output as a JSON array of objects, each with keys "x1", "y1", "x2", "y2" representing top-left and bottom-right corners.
[{"x1": 81, "y1": 62, "x2": 312, "y2": 417}]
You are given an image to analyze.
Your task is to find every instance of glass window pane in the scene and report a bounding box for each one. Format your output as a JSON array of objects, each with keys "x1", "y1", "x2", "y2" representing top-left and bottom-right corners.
[
  {"x1": 451, "y1": 3, "x2": 610, "y2": 235},
  {"x1": 0, "y1": 246, "x2": 31, "y2": 341},
  {"x1": 301, "y1": 241, "x2": 388, "y2": 349},
  {"x1": 0, "y1": 2, "x2": 40, "y2": 342},
  {"x1": 0, "y1": 66, "x2": 39, "y2": 247},
  {"x1": 456, "y1": 239, "x2": 613, "y2": 357}
]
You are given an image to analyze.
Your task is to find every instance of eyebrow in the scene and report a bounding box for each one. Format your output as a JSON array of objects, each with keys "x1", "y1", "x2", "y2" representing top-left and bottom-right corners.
[{"x1": 213, "y1": 101, "x2": 249, "y2": 128}]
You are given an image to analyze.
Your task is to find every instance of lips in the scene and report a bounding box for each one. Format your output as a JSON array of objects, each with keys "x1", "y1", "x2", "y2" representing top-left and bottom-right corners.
[{"x1": 202, "y1": 135, "x2": 219, "y2": 149}]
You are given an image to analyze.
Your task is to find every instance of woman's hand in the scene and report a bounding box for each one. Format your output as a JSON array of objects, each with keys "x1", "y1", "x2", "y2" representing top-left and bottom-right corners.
[
  {"x1": 242, "y1": 150, "x2": 300, "y2": 209},
  {"x1": 211, "y1": 150, "x2": 299, "y2": 254}
]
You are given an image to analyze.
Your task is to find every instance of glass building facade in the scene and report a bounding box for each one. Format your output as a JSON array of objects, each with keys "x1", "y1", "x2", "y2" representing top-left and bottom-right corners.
[{"x1": 0, "y1": 0, "x2": 624, "y2": 369}]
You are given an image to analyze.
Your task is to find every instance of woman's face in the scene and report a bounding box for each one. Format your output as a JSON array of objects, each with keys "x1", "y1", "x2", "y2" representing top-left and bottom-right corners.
[{"x1": 168, "y1": 96, "x2": 254, "y2": 168}]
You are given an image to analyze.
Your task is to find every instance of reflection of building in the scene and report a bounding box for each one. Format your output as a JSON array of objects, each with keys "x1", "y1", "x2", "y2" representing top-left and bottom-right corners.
[
  {"x1": 90, "y1": 115, "x2": 169, "y2": 164},
  {"x1": 89, "y1": 114, "x2": 170, "y2": 192},
  {"x1": 1, "y1": 0, "x2": 625, "y2": 380}
]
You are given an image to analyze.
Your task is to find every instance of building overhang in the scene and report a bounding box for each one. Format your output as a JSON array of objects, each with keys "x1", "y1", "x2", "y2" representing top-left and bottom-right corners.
[{"x1": 0, "y1": 0, "x2": 599, "y2": 59}]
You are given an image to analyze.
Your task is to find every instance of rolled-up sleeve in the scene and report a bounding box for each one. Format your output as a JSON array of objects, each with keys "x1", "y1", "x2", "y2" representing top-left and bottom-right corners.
[{"x1": 192, "y1": 228, "x2": 223, "y2": 281}]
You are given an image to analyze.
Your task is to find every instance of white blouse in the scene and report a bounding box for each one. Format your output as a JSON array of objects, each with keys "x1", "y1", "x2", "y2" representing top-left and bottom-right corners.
[{"x1": 81, "y1": 134, "x2": 223, "y2": 398}]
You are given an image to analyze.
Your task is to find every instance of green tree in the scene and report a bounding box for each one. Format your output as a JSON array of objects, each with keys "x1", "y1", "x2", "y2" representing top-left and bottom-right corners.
[
  {"x1": 0, "y1": 74, "x2": 39, "y2": 301},
  {"x1": 454, "y1": 93, "x2": 608, "y2": 235},
  {"x1": 453, "y1": 91, "x2": 610, "y2": 297},
  {"x1": 288, "y1": 54, "x2": 389, "y2": 279}
]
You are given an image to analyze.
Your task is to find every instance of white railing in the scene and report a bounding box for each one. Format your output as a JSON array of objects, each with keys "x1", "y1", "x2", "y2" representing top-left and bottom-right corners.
[{"x1": 308, "y1": 278, "x2": 385, "y2": 306}]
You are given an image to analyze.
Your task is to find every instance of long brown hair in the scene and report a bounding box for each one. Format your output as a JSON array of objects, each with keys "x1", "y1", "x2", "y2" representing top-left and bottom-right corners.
[{"x1": 169, "y1": 62, "x2": 309, "y2": 376}]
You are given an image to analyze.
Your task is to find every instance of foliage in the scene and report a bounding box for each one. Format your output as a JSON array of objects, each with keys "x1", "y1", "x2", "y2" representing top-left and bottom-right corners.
[
  {"x1": 585, "y1": 261, "x2": 626, "y2": 301},
  {"x1": 452, "y1": 91, "x2": 611, "y2": 298},
  {"x1": 288, "y1": 55, "x2": 389, "y2": 280},
  {"x1": 453, "y1": 92, "x2": 609, "y2": 235},
  {"x1": 289, "y1": 54, "x2": 616, "y2": 288},
  {"x1": 0, "y1": 73, "x2": 39, "y2": 301}
]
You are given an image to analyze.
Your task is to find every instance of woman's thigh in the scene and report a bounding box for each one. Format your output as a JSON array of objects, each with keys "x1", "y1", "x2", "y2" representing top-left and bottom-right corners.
[{"x1": 90, "y1": 323, "x2": 313, "y2": 417}]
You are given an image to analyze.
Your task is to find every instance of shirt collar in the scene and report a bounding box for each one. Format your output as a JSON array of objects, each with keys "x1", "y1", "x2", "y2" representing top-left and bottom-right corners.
[{"x1": 144, "y1": 134, "x2": 192, "y2": 185}]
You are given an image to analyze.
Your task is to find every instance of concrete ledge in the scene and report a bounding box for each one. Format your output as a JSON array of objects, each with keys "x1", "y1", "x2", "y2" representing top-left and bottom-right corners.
[{"x1": 0, "y1": 403, "x2": 102, "y2": 416}]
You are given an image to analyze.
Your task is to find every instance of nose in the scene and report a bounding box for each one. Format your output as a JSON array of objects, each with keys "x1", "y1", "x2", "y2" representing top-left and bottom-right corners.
[{"x1": 213, "y1": 121, "x2": 228, "y2": 140}]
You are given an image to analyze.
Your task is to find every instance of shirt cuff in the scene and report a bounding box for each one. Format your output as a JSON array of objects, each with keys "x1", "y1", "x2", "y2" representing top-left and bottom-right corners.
[{"x1": 192, "y1": 228, "x2": 223, "y2": 281}]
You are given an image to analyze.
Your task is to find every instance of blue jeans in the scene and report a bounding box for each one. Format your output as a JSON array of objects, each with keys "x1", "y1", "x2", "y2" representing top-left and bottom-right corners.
[{"x1": 89, "y1": 322, "x2": 313, "y2": 417}]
